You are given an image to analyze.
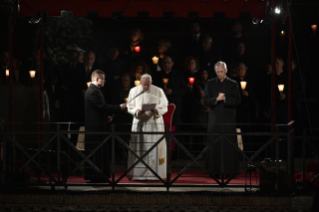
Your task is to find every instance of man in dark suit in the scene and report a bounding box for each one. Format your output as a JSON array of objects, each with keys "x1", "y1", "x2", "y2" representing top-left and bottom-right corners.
[
  {"x1": 184, "y1": 21, "x2": 204, "y2": 59},
  {"x1": 85, "y1": 70, "x2": 126, "y2": 182},
  {"x1": 102, "y1": 45, "x2": 127, "y2": 103},
  {"x1": 153, "y1": 56, "x2": 188, "y2": 124},
  {"x1": 198, "y1": 35, "x2": 221, "y2": 78},
  {"x1": 201, "y1": 61, "x2": 241, "y2": 179}
]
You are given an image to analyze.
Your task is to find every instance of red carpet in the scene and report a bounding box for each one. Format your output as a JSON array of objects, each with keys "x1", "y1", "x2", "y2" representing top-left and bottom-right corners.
[{"x1": 29, "y1": 170, "x2": 259, "y2": 185}]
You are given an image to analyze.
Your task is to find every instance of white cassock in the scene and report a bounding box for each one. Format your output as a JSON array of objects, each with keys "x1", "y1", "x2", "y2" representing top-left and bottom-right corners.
[{"x1": 127, "y1": 84, "x2": 168, "y2": 180}]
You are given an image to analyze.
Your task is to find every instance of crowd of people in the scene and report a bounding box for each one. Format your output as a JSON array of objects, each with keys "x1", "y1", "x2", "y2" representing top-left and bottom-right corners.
[
  {"x1": 0, "y1": 21, "x2": 305, "y2": 149},
  {"x1": 0, "y1": 19, "x2": 308, "y2": 182}
]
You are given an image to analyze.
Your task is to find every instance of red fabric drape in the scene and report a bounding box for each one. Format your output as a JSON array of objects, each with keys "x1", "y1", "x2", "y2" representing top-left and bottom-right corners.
[{"x1": 19, "y1": 0, "x2": 267, "y2": 18}]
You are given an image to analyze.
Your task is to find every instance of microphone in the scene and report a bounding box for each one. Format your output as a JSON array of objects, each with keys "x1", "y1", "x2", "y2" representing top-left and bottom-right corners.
[{"x1": 126, "y1": 90, "x2": 145, "y2": 104}]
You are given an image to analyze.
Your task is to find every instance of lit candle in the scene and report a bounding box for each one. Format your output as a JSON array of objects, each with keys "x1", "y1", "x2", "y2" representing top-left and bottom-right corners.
[
  {"x1": 163, "y1": 78, "x2": 169, "y2": 89},
  {"x1": 280, "y1": 30, "x2": 285, "y2": 37},
  {"x1": 29, "y1": 70, "x2": 36, "y2": 78},
  {"x1": 134, "y1": 80, "x2": 140, "y2": 86},
  {"x1": 134, "y1": 46, "x2": 140, "y2": 52},
  {"x1": 188, "y1": 77, "x2": 195, "y2": 89},
  {"x1": 152, "y1": 56, "x2": 159, "y2": 64},
  {"x1": 240, "y1": 81, "x2": 247, "y2": 90},
  {"x1": 124, "y1": 98, "x2": 128, "y2": 103},
  {"x1": 87, "y1": 81, "x2": 91, "y2": 88},
  {"x1": 278, "y1": 84, "x2": 284, "y2": 93},
  {"x1": 311, "y1": 25, "x2": 317, "y2": 33},
  {"x1": 5, "y1": 69, "x2": 9, "y2": 77}
]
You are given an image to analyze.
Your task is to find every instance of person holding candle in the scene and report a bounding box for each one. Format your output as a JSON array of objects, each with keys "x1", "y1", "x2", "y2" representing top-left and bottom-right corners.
[
  {"x1": 189, "y1": 69, "x2": 210, "y2": 151},
  {"x1": 181, "y1": 57, "x2": 201, "y2": 148},
  {"x1": 153, "y1": 39, "x2": 172, "y2": 72},
  {"x1": 126, "y1": 74, "x2": 168, "y2": 180},
  {"x1": 153, "y1": 56, "x2": 188, "y2": 125},
  {"x1": 122, "y1": 27, "x2": 145, "y2": 65},
  {"x1": 153, "y1": 56, "x2": 188, "y2": 159},
  {"x1": 130, "y1": 60, "x2": 151, "y2": 85},
  {"x1": 234, "y1": 63, "x2": 256, "y2": 155},
  {"x1": 9, "y1": 58, "x2": 26, "y2": 85},
  {"x1": 201, "y1": 61, "x2": 241, "y2": 179},
  {"x1": 85, "y1": 70, "x2": 126, "y2": 182},
  {"x1": 275, "y1": 57, "x2": 288, "y2": 123},
  {"x1": 0, "y1": 51, "x2": 9, "y2": 84}
]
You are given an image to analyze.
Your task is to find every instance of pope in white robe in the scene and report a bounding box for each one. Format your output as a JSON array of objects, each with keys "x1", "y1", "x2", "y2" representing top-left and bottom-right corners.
[{"x1": 127, "y1": 74, "x2": 168, "y2": 180}]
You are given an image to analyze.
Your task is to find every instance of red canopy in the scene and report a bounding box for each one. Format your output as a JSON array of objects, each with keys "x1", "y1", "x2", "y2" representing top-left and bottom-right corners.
[{"x1": 19, "y1": 0, "x2": 267, "y2": 18}]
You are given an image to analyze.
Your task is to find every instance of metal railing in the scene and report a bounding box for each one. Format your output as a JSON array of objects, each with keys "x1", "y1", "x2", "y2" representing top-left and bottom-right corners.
[{"x1": 0, "y1": 121, "x2": 298, "y2": 192}]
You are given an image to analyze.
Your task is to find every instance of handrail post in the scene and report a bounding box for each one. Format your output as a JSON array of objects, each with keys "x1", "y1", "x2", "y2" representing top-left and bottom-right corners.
[
  {"x1": 111, "y1": 124, "x2": 115, "y2": 191},
  {"x1": 221, "y1": 124, "x2": 224, "y2": 185},
  {"x1": 2, "y1": 121, "x2": 7, "y2": 185},
  {"x1": 165, "y1": 123, "x2": 170, "y2": 192},
  {"x1": 302, "y1": 129, "x2": 306, "y2": 186},
  {"x1": 287, "y1": 128, "x2": 294, "y2": 190},
  {"x1": 57, "y1": 123, "x2": 61, "y2": 183},
  {"x1": 275, "y1": 125, "x2": 280, "y2": 191}
]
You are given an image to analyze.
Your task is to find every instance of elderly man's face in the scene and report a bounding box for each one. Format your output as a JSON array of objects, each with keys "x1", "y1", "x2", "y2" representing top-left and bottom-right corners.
[
  {"x1": 84, "y1": 52, "x2": 96, "y2": 67},
  {"x1": 141, "y1": 78, "x2": 152, "y2": 91},
  {"x1": 275, "y1": 59, "x2": 284, "y2": 75},
  {"x1": 215, "y1": 64, "x2": 227, "y2": 80},
  {"x1": 202, "y1": 39, "x2": 212, "y2": 51},
  {"x1": 161, "y1": 57, "x2": 174, "y2": 73}
]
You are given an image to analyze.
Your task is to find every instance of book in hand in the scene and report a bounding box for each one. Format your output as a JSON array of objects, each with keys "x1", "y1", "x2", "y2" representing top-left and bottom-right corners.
[{"x1": 142, "y1": 103, "x2": 156, "y2": 111}]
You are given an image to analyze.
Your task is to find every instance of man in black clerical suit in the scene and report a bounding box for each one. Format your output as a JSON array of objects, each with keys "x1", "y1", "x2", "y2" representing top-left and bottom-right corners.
[
  {"x1": 85, "y1": 70, "x2": 126, "y2": 182},
  {"x1": 201, "y1": 61, "x2": 241, "y2": 179}
]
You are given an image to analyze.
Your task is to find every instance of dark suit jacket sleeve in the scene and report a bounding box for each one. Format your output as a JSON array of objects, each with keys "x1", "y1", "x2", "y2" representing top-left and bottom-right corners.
[
  {"x1": 224, "y1": 81, "x2": 241, "y2": 107},
  {"x1": 90, "y1": 89, "x2": 121, "y2": 113},
  {"x1": 201, "y1": 81, "x2": 218, "y2": 106}
]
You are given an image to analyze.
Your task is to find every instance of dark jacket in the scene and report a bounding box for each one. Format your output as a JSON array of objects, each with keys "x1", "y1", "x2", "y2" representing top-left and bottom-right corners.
[
  {"x1": 85, "y1": 83, "x2": 121, "y2": 132},
  {"x1": 153, "y1": 69, "x2": 188, "y2": 123}
]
